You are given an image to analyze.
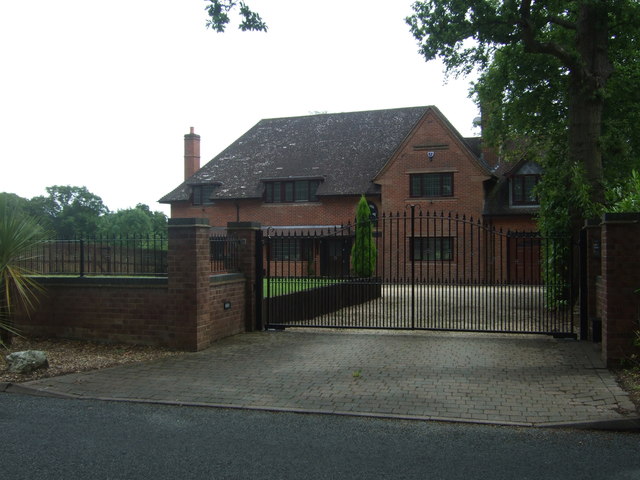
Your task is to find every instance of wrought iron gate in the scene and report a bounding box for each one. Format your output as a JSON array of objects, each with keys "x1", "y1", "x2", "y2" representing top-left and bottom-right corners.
[{"x1": 263, "y1": 209, "x2": 575, "y2": 337}]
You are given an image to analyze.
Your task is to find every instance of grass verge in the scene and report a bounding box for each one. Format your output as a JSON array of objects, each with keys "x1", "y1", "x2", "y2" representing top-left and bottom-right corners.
[{"x1": 263, "y1": 277, "x2": 341, "y2": 297}]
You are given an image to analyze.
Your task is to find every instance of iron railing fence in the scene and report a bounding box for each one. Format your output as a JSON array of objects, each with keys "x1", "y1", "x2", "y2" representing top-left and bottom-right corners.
[
  {"x1": 20, "y1": 233, "x2": 244, "y2": 277},
  {"x1": 20, "y1": 235, "x2": 168, "y2": 277},
  {"x1": 263, "y1": 208, "x2": 575, "y2": 337},
  {"x1": 210, "y1": 234, "x2": 243, "y2": 273}
]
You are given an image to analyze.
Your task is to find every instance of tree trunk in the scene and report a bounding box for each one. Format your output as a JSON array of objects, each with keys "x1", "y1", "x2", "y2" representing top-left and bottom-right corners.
[
  {"x1": 564, "y1": 3, "x2": 612, "y2": 307},
  {"x1": 563, "y1": 2, "x2": 612, "y2": 243},
  {"x1": 568, "y1": 2, "x2": 612, "y2": 211},
  {"x1": 567, "y1": 81, "x2": 605, "y2": 206}
]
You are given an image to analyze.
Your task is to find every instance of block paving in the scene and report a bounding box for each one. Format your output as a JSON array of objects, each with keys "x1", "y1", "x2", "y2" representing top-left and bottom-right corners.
[{"x1": 20, "y1": 330, "x2": 638, "y2": 427}]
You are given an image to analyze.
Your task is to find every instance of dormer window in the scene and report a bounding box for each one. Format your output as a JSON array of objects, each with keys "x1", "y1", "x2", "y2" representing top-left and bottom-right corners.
[
  {"x1": 192, "y1": 184, "x2": 216, "y2": 205},
  {"x1": 264, "y1": 179, "x2": 320, "y2": 203},
  {"x1": 511, "y1": 175, "x2": 540, "y2": 205}
]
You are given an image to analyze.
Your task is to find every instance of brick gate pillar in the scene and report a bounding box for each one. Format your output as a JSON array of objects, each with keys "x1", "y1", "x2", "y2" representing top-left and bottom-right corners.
[
  {"x1": 227, "y1": 221, "x2": 262, "y2": 331},
  {"x1": 167, "y1": 218, "x2": 212, "y2": 350},
  {"x1": 600, "y1": 213, "x2": 640, "y2": 366}
]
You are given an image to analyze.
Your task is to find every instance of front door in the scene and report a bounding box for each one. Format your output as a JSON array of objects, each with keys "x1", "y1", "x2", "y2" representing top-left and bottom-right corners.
[
  {"x1": 508, "y1": 235, "x2": 542, "y2": 284},
  {"x1": 320, "y1": 238, "x2": 351, "y2": 277}
]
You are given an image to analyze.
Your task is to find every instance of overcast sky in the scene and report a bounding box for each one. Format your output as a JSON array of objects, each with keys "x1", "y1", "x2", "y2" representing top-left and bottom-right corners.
[{"x1": 0, "y1": 1, "x2": 479, "y2": 214}]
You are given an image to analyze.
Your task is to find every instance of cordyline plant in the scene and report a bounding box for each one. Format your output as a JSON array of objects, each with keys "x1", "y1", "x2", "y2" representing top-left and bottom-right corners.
[
  {"x1": 0, "y1": 196, "x2": 44, "y2": 346},
  {"x1": 351, "y1": 196, "x2": 377, "y2": 278}
]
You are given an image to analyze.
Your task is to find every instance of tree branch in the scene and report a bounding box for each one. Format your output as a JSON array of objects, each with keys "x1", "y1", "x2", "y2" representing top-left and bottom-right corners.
[
  {"x1": 517, "y1": 0, "x2": 579, "y2": 70},
  {"x1": 546, "y1": 16, "x2": 576, "y2": 30}
]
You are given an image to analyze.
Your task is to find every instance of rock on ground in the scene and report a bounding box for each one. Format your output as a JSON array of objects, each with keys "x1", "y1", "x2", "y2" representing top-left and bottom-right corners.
[{"x1": 5, "y1": 350, "x2": 49, "y2": 374}]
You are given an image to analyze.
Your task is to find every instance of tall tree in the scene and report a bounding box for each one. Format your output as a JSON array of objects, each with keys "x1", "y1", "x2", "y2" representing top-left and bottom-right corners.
[
  {"x1": 31, "y1": 186, "x2": 109, "y2": 237},
  {"x1": 99, "y1": 204, "x2": 168, "y2": 237},
  {"x1": 0, "y1": 192, "x2": 31, "y2": 217},
  {"x1": 407, "y1": 0, "x2": 640, "y2": 233},
  {"x1": 351, "y1": 196, "x2": 377, "y2": 278}
]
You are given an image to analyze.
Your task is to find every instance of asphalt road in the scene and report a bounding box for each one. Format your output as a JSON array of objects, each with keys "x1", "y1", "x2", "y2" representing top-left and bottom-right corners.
[{"x1": 2, "y1": 393, "x2": 639, "y2": 480}]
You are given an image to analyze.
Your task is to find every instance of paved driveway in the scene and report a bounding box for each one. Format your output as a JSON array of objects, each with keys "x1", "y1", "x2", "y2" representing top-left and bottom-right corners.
[
  {"x1": 14, "y1": 330, "x2": 640, "y2": 428},
  {"x1": 305, "y1": 285, "x2": 573, "y2": 334}
]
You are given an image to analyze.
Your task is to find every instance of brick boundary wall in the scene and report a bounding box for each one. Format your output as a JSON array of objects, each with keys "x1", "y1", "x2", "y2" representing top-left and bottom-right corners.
[
  {"x1": 586, "y1": 213, "x2": 640, "y2": 366},
  {"x1": 14, "y1": 218, "x2": 253, "y2": 351},
  {"x1": 15, "y1": 277, "x2": 173, "y2": 346},
  {"x1": 599, "y1": 213, "x2": 640, "y2": 365}
]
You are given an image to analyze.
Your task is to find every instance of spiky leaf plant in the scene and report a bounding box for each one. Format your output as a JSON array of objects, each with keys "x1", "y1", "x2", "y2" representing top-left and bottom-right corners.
[{"x1": 0, "y1": 196, "x2": 44, "y2": 346}]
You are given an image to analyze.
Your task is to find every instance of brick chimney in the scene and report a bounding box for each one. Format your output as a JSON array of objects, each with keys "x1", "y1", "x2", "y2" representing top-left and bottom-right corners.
[{"x1": 184, "y1": 127, "x2": 201, "y2": 180}]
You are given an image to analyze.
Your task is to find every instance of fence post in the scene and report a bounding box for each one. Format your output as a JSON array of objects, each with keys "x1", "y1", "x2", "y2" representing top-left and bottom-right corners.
[
  {"x1": 227, "y1": 221, "x2": 262, "y2": 331},
  {"x1": 167, "y1": 218, "x2": 212, "y2": 350},
  {"x1": 79, "y1": 238, "x2": 85, "y2": 277},
  {"x1": 409, "y1": 204, "x2": 416, "y2": 330}
]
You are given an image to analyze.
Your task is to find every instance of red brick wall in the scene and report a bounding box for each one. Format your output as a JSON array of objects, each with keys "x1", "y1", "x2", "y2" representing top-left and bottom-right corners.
[
  {"x1": 16, "y1": 279, "x2": 173, "y2": 346},
  {"x1": 167, "y1": 218, "x2": 212, "y2": 349},
  {"x1": 14, "y1": 274, "x2": 246, "y2": 350},
  {"x1": 200, "y1": 275, "x2": 245, "y2": 350},
  {"x1": 171, "y1": 195, "x2": 366, "y2": 228},
  {"x1": 598, "y1": 214, "x2": 640, "y2": 365}
]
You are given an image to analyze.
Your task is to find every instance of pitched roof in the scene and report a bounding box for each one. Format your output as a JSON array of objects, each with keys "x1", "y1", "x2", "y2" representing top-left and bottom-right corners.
[{"x1": 161, "y1": 106, "x2": 453, "y2": 203}]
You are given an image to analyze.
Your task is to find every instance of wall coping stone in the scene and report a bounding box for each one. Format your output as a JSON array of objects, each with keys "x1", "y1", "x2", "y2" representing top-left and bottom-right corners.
[
  {"x1": 209, "y1": 273, "x2": 245, "y2": 285},
  {"x1": 33, "y1": 276, "x2": 168, "y2": 287},
  {"x1": 602, "y1": 212, "x2": 640, "y2": 224}
]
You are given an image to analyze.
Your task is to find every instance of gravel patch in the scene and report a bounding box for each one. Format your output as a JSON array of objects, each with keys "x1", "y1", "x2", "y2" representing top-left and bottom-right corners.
[{"x1": 1, "y1": 336, "x2": 183, "y2": 384}]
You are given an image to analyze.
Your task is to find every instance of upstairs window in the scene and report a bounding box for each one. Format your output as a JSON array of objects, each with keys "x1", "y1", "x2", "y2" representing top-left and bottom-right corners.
[
  {"x1": 410, "y1": 173, "x2": 454, "y2": 198},
  {"x1": 511, "y1": 175, "x2": 540, "y2": 205},
  {"x1": 264, "y1": 180, "x2": 320, "y2": 203},
  {"x1": 192, "y1": 185, "x2": 216, "y2": 205}
]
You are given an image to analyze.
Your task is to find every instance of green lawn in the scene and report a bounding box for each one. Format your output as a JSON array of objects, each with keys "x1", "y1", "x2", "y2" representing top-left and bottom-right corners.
[{"x1": 263, "y1": 277, "x2": 342, "y2": 298}]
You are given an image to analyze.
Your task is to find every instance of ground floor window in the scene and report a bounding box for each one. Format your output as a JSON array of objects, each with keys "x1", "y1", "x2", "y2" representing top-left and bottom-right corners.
[
  {"x1": 272, "y1": 238, "x2": 313, "y2": 261},
  {"x1": 411, "y1": 237, "x2": 453, "y2": 261}
]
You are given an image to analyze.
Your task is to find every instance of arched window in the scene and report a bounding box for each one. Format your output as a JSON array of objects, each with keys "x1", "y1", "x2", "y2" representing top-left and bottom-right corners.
[{"x1": 368, "y1": 201, "x2": 378, "y2": 224}]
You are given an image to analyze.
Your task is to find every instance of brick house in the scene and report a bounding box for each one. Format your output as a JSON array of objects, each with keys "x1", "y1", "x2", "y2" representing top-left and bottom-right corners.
[{"x1": 161, "y1": 106, "x2": 541, "y2": 280}]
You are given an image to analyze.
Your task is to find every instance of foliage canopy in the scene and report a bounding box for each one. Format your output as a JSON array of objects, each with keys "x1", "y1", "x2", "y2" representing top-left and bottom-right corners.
[
  {"x1": 204, "y1": 0, "x2": 267, "y2": 32},
  {"x1": 407, "y1": 0, "x2": 640, "y2": 236},
  {"x1": 0, "y1": 187, "x2": 167, "y2": 238}
]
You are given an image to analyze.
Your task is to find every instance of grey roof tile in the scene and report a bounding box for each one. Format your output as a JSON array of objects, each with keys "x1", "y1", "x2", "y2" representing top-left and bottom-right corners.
[{"x1": 161, "y1": 107, "x2": 433, "y2": 203}]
